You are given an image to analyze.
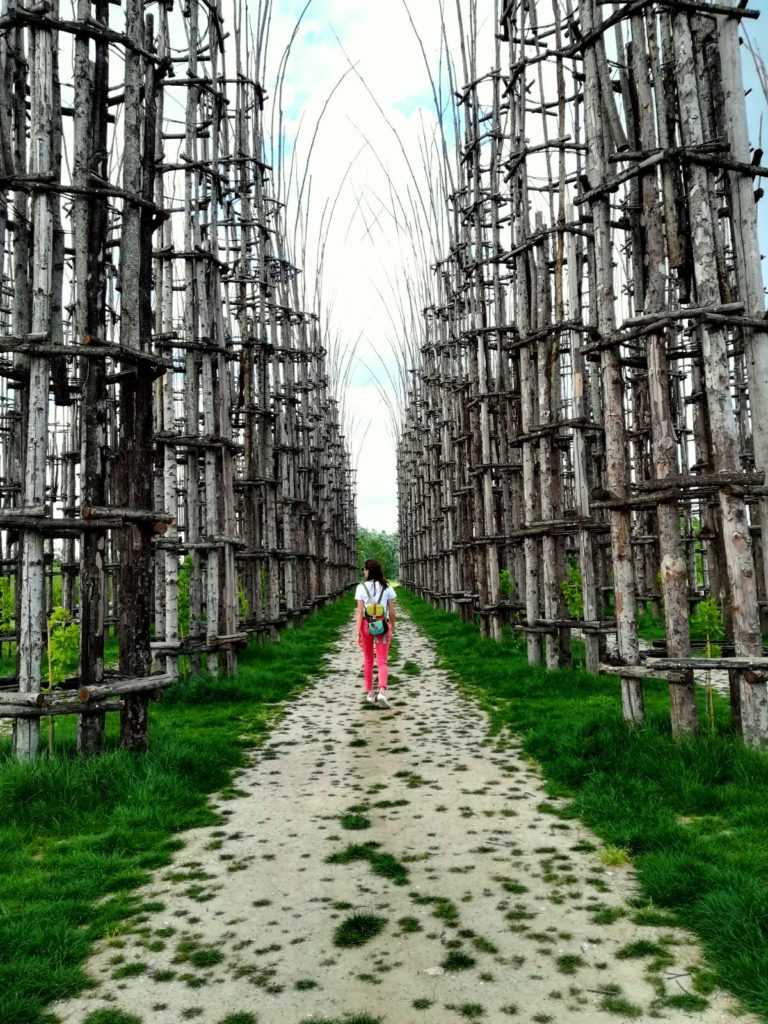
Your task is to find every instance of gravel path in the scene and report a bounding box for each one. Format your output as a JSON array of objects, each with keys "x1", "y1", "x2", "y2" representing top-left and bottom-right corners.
[{"x1": 52, "y1": 611, "x2": 755, "y2": 1024}]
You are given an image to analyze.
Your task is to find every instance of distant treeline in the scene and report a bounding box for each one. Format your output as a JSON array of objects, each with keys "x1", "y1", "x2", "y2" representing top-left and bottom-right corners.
[{"x1": 356, "y1": 529, "x2": 399, "y2": 582}]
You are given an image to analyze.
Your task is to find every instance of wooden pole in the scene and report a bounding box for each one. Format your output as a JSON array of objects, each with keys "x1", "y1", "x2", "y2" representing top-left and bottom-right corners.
[
  {"x1": 581, "y1": 0, "x2": 643, "y2": 722},
  {"x1": 15, "y1": 7, "x2": 56, "y2": 758},
  {"x1": 75, "y1": 0, "x2": 110, "y2": 755}
]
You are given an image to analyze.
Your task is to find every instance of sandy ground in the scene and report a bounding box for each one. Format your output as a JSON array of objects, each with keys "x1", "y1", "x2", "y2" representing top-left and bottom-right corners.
[{"x1": 51, "y1": 611, "x2": 757, "y2": 1024}]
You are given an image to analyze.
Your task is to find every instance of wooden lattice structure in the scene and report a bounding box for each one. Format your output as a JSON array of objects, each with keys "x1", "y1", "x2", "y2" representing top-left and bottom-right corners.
[
  {"x1": 399, "y1": 0, "x2": 768, "y2": 743},
  {"x1": 0, "y1": 0, "x2": 356, "y2": 759}
]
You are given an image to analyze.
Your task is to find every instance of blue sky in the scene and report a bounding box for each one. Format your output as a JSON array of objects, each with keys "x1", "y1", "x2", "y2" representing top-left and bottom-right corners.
[
  {"x1": 744, "y1": 43, "x2": 768, "y2": 287},
  {"x1": 263, "y1": 0, "x2": 453, "y2": 532}
]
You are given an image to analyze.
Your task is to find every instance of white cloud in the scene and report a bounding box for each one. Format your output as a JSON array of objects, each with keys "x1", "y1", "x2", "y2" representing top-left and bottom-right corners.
[{"x1": 260, "y1": 0, "x2": 485, "y2": 535}]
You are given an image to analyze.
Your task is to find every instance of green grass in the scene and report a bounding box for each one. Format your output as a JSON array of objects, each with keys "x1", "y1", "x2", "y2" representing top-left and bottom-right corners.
[
  {"x1": 398, "y1": 916, "x2": 423, "y2": 933},
  {"x1": 598, "y1": 845, "x2": 630, "y2": 866},
  {"x1": 83, "y1": 1012, "x2": 143, "y2": 1024},
  {"x1": 111, "y1": 962, "x2": 148, "y2": 979},
  {"x1": 616, "y1": 939, "x2": 667, "y2": 960},
  {"x1": 590, "y1": 905, "x2": 625, "y2": 925},
  {"x1": 299, "y1": 1017, "x2": 382, "y2": 1024},
  {"x1": 455, "y1": 1005, "x2": 485, "y2": 1020},
  {"x1": 397, "y1": 588, "x2": 768, "y2": 1020},
  {"x1": 82, "y1": 1011, "x2": 144, "y2": 1019},
  {"x1": 600, "y1": 994, "x2": 643, "y2": 1017},
  {"x1": 174, "y1": 937, "x2": 224, "y2": 969},
  {"x1": 333, "y1": 912, "x2": 387, "y2": 948},
  {"x1": 0, "y1": 598, "x2": 352, "y2": 1024},
  {"x1": 663, "y1": 993, "x2": 709, "y2": 1011},
  {"x1": 326, "y1": 842, "x2": 409, "y2": 885},
  {"x1": 410, "y1": 892, "x2": 460, "y2": 926},
  {"x1": 339, "y1": 812, "x2": 371, "y2": 830},
  {"x1": 441, "y1": 949, "x2": 477, "y2": 971},
  {"x1": 555, "y1": 954, "x2": 584, "y2": 974}
]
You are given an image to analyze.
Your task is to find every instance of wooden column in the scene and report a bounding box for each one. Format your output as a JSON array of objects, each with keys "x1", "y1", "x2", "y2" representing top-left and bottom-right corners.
[
  {"x1": 15, "y1": 8, "x2": 56, "y2": 758},
  {"x1": 75, "y1": 0, "x2": 110, "y2": 754},
  {"x1": 581, "y1": 0, "x2": 643, "y2": 722}
]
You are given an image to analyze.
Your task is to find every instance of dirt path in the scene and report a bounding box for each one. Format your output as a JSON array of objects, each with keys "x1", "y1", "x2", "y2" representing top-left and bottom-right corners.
[{"x1": 52, "y1": 612, "x2": 754, "y2": 1024}]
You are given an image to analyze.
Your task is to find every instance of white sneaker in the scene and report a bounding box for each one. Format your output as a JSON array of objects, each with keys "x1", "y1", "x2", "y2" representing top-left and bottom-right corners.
[
  {"x1": 365, "y1": 691, "x2": 376, "y2": 704},
  {"x1": 376, "y1": 690, "x2": 390, "y2": 709}
]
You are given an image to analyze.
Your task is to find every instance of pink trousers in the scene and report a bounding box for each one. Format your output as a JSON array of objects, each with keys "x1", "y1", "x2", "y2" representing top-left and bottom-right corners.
[{"x1": 359, "y1": 621, "x2": 390, "y2": 691}]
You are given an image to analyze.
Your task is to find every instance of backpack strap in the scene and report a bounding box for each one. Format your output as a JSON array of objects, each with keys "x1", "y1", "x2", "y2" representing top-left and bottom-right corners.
[{"x1": 363, "y1": 582, "x2": 386, "y2": 620}]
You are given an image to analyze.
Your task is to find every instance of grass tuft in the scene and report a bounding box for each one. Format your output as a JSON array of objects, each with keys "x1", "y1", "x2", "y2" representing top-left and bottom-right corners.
[
  {"x1": 663, "y1": 993, "x2": 709, "y2": 1011},
  {"x1": 326, "y1": 842, "x2": 408, "y2": 885},
  {"x1": 615, "y1": 940, "x2": 667, "y2": 960},
  {"x1": 339, "y1": 813, "x2": 371, "y2": 831},
  {"x1": 456, "y1": 1005, "x2": 485, "y2": 1020},
  {"x1": 299, "y1": 1018, "x2": 382, "y2": 1024},
  {"x1": 598, "y1": 845, "x2": 630, "y2": 866},
  {"x1": 441, "y1": 949, "x2": 477, "y2": 972},
  {"x1": 555, "y1": 954, "x2": 584, "y2": 975},
  {"x1": 333, "y1": 913, "x2": 387, "y2": 948},
  {"x1": 590, "y1": 906, "x2": 625, "y2": 925},
  {"x1": 600, "y1": 995, "x2": 643, "y2": 1017},
  {"x1": 397, "y1": 916, "x2": 422, "y2": 933},
  {"x1": 82, "y1": 1013, "x2": 143, "y2": 1024},
  {"x1": 111, "y1": 962, "x2": 148, "y2": 979}
]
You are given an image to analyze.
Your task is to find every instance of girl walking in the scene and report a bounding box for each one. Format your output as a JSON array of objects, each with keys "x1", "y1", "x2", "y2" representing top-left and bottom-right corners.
[{"x1": 355, "y1": 558, "x2": 396, "y2": 708}]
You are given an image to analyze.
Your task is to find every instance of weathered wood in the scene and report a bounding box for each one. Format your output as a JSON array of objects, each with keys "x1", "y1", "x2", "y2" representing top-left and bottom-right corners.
[
  {"x1": 154, "y1": 0, "x2": 178, "y2": 681},
  {"x1": 567, "y1": 209, "x2": 601, "y2": 672},
  {"x1": 116, "y1": 0, "x2": 156, "y2": 752},
  {"x1": 647, "y1": 657, "x2": 768, "y2": 672},
  {"x1": 79, "y1": 674, "x2": 175, "y2": 702},
  {"x1": 82, "y1": 505, "x2": 173, "y2": 527},
  {"x1": 671, "y1": 10, "x2": 764, "y2": 743},
  {"x1": 630, "y1": 8, "x2": 697, "y2": 736},
  {"x1": 600, "y1": 663, "x2": 687, "y2": 682},
  {"x1": 75, "y1": 0, "x2": 110, "y2": 755},
  {"x1": 0, "y1": 0, "x2": 357, "y2": 762},
  {"x1": 0, "y1": 701, "x2": 123, "y2": 719},
  {"x1": 582, "y1": 0, "x2": 642, "y2": 723},
  {"x1": 399, "y1": 0, "x2": 766, "y2": 744},
  {"x1": 14, "y1": 5, "x2": 57, "y2": 760},
  {"x1": 0, "y1": 690, "x2": 44, "y2": 707},
  {"x1": 716, "y1": 0, "x2": 768, "y2": 744}
]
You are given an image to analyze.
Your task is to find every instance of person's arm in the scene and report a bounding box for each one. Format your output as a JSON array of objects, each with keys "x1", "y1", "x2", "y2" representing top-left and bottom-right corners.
[
  {"x1": 388, "y1": 593, "x2": 396, "y2": 634},
  {"x1": 355, "y1": 599, "x2": 364, "y2": 644}
]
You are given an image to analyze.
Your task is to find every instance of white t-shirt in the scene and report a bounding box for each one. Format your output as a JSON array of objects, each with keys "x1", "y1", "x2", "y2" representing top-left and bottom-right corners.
[{"x1": 355, "y1": 582, "x2": 396, "y2": 618}]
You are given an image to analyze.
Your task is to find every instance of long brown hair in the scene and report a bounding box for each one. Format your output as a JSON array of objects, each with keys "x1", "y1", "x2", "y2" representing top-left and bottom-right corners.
[{"x1": 364, "y1": 558, "x2": 389, "y2": 589}]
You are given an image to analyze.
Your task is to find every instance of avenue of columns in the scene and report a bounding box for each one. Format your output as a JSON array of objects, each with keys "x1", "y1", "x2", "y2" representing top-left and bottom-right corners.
[
  {"x1": 0, "y1": 0, "x2": 356, "y2": 758},
  {"x1": 398, "y1": 0, "x2": 768, "y2": 744}
]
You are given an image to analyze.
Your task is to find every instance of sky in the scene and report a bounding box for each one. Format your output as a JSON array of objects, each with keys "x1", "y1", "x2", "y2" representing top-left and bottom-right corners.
[
  {"x1": 261, "y1": 0, "x2": 464, "y2": 535},
  {"x1": 262, "y1": 0, "x2": 768, "y2": 536}
]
